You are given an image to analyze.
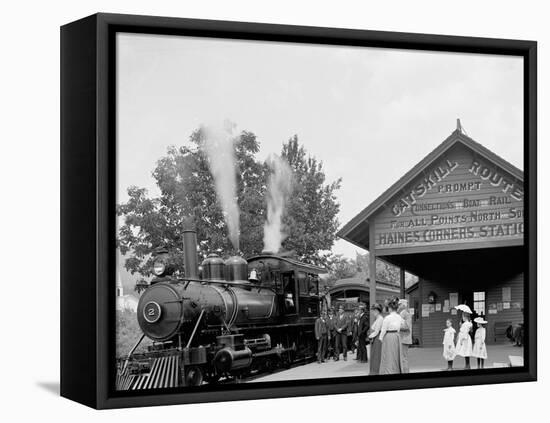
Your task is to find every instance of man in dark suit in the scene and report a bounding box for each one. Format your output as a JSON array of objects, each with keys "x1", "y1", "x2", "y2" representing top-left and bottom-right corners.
[
  {"x1": 326, "y1": 308, "x2": 336, "y2": 360},
  {"x1": 334, "y1": 305, "x2": 350, "y2": 361},
  {"x1": 357, "y1": 303, "x2": 369, "y2": 363},
  {"x1": 351, "y1": 309, "x2": 360, "y2": 358},
  {"x1": 315, "y1": 311, "x2": 329, "y2": 363}
]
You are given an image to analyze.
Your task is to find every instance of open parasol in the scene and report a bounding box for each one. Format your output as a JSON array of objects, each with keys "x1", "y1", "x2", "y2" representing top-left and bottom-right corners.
[{"x1": 455, "y1": 304, "x2": 473, "y2": 314}]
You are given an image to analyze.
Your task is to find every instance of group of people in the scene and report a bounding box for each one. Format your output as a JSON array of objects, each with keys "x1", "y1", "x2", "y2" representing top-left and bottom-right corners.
[
  {"x1": 314, "y1": 304, "x2": 369, "y2": 363},
  {"x1": 314, "y1": 296, "x2": 413, "y2": 375},
  {"x1": 443, "y1": 312, "x2": 488, "y2": 370},
  {"x1": 315, "y1": 297, "x2": 491, "y2": 375}
]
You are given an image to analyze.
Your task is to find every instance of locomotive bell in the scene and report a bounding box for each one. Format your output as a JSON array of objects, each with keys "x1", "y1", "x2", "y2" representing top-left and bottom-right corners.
[
  {"x1": 201, "y1": 253, "x2": 225, "y2": 281},
  {"x1": 224, "y1": 256, "x2": 248, "y2": 282}
]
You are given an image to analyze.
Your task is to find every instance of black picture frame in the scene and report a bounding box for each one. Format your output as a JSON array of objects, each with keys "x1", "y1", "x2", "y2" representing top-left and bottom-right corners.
[{"x1": 60, "y1": 12, "x2": 537, "y2": 409}]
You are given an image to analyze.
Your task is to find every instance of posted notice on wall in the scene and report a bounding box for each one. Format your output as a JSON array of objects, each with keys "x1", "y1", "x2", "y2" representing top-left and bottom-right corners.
[
  {"x1": 502, "y1": 287, "x2": 512, "y2": 302},
  {"x1": 422, "y1": 304, "x2": 430, "y2": 317},
  {"x1": 449, "y1": 292, "x2": 459, "y2": 308},
  {"x1": 443, "y1": 299, "x2": 450, "y2": 313}
]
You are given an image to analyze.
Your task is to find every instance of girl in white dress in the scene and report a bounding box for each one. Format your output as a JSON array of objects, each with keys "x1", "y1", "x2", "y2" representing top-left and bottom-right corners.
[
  {"x1": 472, "y1": 318, "x2": 488, "y2": 368},
  {"x1": 442, "y1": 318, "x2": 456, "y2": 370},
  {"x1": 455, "y1": 312, "x2": 473, "y2": 369}
]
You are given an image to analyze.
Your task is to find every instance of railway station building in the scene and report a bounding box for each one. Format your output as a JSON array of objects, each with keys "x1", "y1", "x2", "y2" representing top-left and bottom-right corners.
[{"x1": 337, "y1": 127, "x2": 525, "y2": 347}]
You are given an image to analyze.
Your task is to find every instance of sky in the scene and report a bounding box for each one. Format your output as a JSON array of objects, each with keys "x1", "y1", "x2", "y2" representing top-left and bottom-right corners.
[{"x1": 116, "y1": 33, "x2": 523, "y2": 290}]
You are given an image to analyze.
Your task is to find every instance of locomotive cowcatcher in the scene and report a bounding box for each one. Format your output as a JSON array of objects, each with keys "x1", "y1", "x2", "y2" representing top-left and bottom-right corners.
[{"x1": 116, "y1": 219, "x2": 327, "y2": 390}]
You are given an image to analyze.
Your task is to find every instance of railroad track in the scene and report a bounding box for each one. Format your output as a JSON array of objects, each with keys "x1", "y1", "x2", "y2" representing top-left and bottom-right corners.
[{"x1": 217, "y1": 355, "x2": 317, "y2": 384}]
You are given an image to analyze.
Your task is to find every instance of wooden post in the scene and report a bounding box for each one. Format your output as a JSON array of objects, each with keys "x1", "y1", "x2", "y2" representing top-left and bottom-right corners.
[
  {"x1": 400, "y1": 267, "x2": 406, "y2": 298},
  {"x1": 369, "y1": 223, "x2": 376, "y2": 309}
]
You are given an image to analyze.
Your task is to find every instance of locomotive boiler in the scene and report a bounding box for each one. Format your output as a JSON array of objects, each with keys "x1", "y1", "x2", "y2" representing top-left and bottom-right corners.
[{"x1": 116, "y1": 219, "x2": 327, "y2": 390}]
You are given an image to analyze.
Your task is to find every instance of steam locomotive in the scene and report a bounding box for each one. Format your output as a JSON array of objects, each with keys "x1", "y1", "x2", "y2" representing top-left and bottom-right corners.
[{"x1": 116, "y1": 220, "x2": 327, "y2": 390}]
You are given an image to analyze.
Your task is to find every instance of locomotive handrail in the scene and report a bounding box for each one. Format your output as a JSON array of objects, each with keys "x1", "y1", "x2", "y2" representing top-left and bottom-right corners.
[
  {"x1": 173, "y1": 276, "x2": 275, "y2": 292},
  {"x1": 127, "y1": 334, "x2": 145, "y2": 359},
  {"x1": 186, "y1": 309, "x2": 205, "y2": 349}
]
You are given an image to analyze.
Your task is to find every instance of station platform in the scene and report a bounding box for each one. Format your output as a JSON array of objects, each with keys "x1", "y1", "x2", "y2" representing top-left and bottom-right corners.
[{"x1": 252, "y1": 344, "x2": 524, "y2": 383}]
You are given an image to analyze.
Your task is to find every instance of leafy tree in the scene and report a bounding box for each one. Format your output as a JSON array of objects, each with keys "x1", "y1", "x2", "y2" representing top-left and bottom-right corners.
[
  {"x1": 355, "y1": 252, "x2": 400, "y2": 285},
  {"x1": 117, "y1": 128, "x2": 267, "y2": 283},
  {"x1": 117, "y1": 128, "x2": 342, "y2": 286},
  {"x1": 281, "y1": 135, "x2": 342, "y2": 266},
  {"x1": 324, "y1": 253, "x2": 358, "y2": 285}
]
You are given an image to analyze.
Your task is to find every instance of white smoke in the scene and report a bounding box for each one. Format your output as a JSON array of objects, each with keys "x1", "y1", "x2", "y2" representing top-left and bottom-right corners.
[
  {"x1": 263, "y1": 154, "x2": 293, "y2": 253},
  {"x1": 203, "y1": 121, "x2": 240, "y2": 250}
]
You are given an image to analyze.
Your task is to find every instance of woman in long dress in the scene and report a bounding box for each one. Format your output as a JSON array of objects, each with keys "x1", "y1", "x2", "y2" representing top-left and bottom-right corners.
[
  {"x1": 368, "y1": 303, "x2": 384, "y2": 375},
  {"x1": 379, "y1": 297, "x2": 404, "y2": 374},
  {"x1": 455, "y1": 311, "x2": 473, "y2": 369}
]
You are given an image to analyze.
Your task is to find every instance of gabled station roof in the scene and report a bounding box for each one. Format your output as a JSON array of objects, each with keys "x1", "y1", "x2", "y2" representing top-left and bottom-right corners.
[{"x1": 337, "y1": 127, "x2": 524, "y2": 251}]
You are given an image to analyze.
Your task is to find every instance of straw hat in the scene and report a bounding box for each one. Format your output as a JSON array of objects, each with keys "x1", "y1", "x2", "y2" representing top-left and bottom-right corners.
[{"x1": 474, "y1": 317, "x2": 488, "y2": 324}]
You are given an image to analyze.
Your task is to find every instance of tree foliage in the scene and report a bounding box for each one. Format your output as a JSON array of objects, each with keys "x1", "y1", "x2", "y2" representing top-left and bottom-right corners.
[
  {"x1": 325, "y1": 254, "x2": 358, "y2": 285},
  {"x1": 116, "y1": 309, "x2": 152, "y2": 358},
  {"x1": 116, "y1": 127, "x2": 342, "y2": 286},
  {"x1": 324, "y1": 252, "x2": 402, "y2": 287},
  {"x1": 281, "y1": 135, "x2": 342, "y2": 265}
]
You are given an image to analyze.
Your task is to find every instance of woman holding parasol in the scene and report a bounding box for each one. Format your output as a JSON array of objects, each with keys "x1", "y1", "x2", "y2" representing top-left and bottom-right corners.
[{"x1": 455, "y1": 304, "x2": 473, "y2": 369}]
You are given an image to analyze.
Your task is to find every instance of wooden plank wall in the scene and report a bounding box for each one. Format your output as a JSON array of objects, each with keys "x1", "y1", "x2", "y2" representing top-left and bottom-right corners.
[
  {"x1": 485, "y1": 272, "x2": 524, "y2": 343},
  {"x1": 414, "y1": 278, "x2": 459, "y2": 347},
  {"x1": 413, "y1": 272, "x2": 524, "y2": 347}
]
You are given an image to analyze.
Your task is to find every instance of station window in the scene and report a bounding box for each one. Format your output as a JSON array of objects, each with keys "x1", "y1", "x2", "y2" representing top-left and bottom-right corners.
[{"x1": 473, "y1": 291, "x2": 486, "y2": 315}]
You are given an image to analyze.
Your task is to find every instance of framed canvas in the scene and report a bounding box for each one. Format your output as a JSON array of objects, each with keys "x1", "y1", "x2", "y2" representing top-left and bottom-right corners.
[{"x1": 60, "y1": 13, "x2": 537, "y2": 409}]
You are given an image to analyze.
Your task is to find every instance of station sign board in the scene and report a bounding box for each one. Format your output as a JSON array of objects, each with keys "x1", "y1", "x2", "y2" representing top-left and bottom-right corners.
[{"x1": 374, "y1": 143, "x2": 524, "y2": 255}]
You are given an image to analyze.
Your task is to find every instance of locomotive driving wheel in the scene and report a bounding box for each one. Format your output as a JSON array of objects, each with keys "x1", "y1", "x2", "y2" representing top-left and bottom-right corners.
[{"x1": 184, "y1": 366, "x2": 204, "y2": 386}]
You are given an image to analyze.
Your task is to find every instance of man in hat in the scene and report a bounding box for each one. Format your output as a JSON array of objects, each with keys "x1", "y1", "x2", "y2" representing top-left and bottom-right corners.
[
  {"x1": 351, "y1": 308, "x2": 360, "y2": 357},
  {"x1": 334, "y1": 305, "x2": 351, "y2": 361},
  {"x1": 398, "y1": 298, "x2": 412, "y2": 373},
  {"x1": 357, "y1": 303, "x2": 369, "y2": 363},
  {"x1": 315, "y1": 311, "x2": 329, "y2": 363},
  {"x1": 326, "y1": 308, "x2": 336, "y2": 360}
]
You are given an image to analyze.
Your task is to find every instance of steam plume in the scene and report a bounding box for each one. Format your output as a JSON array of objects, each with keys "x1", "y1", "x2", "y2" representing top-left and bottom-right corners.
[
  {"x1": 263, "y1": 154, "x2": 293, "y2": 253},
  {"x1": 203, "y1": 121, "x2": 240, "y2": 250}
]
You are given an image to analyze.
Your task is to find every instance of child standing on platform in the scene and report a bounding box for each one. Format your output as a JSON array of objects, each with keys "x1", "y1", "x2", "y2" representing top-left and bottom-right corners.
[
  {"x1": 472, "y1": 317, "x2": 488, "y2": 368},
  {"x1": 442, "y1": 319, "x2": 456, "y2": 370}
]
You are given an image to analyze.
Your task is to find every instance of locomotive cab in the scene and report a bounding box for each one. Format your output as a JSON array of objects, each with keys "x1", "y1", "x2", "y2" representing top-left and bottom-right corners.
[{"x1": 246, "y1": 254, "x2": 326, "y2": 321}]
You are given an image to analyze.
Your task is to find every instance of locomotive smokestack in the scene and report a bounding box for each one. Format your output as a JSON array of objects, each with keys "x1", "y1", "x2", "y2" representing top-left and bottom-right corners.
[{"x1": 182, "y1": 216, "x2": 199, "y2": 279}]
